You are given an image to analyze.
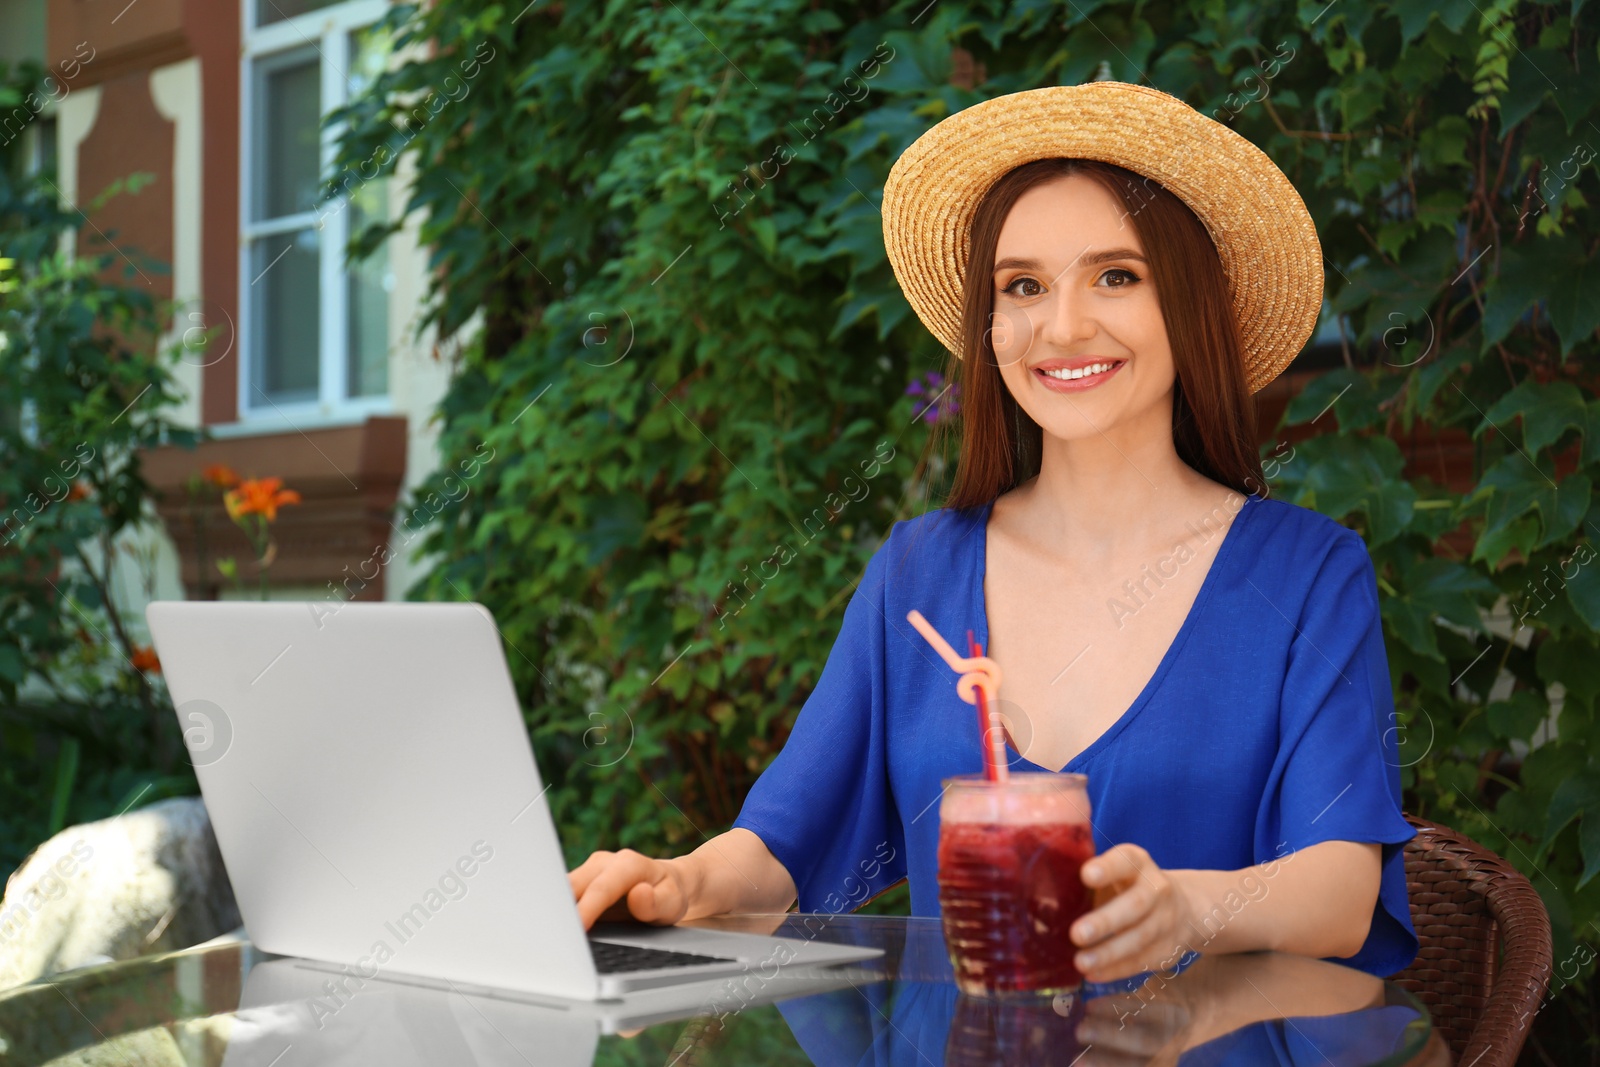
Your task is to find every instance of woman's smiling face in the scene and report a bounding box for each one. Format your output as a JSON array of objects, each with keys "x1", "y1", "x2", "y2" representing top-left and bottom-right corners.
[{"x1": 988, "y1": 173, "x2": 1176, "y2": 444}]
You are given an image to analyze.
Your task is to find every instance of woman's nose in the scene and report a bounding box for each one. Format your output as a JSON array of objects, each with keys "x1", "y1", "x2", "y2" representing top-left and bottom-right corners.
[{"x1": 1041, "y1": 286, "x2": 1098, "y2": 347}]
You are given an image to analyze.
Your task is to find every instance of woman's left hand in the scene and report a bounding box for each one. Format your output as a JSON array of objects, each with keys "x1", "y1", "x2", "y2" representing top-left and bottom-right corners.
[{"x1": 1070, "y1": 843, "x2": 1198, "y2": 983}]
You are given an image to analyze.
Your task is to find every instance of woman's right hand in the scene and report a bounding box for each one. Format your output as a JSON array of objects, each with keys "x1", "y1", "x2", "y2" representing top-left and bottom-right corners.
[{"x1": 568, "y1": 849, "x2": 698, "y2": 930}]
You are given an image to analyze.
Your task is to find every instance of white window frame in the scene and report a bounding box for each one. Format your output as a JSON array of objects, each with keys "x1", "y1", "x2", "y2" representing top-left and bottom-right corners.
[{"x1": 238, "y1": 0, "x2": 392, "y2": 426}]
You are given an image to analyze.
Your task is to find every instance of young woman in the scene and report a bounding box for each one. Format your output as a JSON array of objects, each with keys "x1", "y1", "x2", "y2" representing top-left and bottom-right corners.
[{"x1": 569, "y1": 82, "x2": 1418, "y2": 983}]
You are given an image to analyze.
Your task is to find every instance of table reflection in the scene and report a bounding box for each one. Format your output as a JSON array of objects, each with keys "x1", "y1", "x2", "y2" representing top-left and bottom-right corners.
[
  {"x1": 776, "y1": 951, "x2": 1425, "y2": 1066},
  {"x1": 0, "y1": 914, "x2": 1436, "y2": 1067},
  {"x1": 703, "y1": 914, "x2": 1431, "y2": 1066}
]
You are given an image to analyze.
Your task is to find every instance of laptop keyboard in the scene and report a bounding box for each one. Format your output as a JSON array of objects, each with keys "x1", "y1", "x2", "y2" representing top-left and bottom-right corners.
[{"x1": 588, "y1": 939, "x2": 738, "y2": 975}]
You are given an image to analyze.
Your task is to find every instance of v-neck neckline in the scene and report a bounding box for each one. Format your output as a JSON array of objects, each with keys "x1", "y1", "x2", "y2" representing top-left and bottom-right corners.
[{"x1": 970, "y1": 492, "x2": 1260, "y2": 775}]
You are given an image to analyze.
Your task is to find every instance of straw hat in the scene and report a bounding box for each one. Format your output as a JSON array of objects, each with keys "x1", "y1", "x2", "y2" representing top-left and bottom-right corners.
[{"x1": 880, "y1": 81, "x2": 1323, "y2": 394}]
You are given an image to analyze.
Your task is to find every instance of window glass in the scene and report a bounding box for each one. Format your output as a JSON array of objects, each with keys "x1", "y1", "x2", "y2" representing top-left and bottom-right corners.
[
  {"x1": 244, "y1": 7, "x2": 394, "y2": 413},
  {"x1": 254, "y1": 50, "x2": 321, "y2": 222},
  {"x1": 256, "y1": 0, "x2": 341, "y2": 27},
  {"x1": 249, "y1": 228, "x2": 321, "y2": 404}
]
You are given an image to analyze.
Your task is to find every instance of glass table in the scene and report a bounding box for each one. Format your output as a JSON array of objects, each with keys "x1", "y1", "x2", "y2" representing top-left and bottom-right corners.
[{"x1": 0, "y1": 913, "x2": 1446, "y2": 1066}]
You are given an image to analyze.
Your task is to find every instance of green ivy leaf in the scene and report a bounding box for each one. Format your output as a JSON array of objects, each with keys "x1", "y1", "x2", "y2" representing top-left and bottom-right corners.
[
  {"x1": 1279, "y1": 435, "x2": 1416, "y2": 546},
  {"x1": 1498, "y1": 47, "x2": 1563, "y2": 136},
  {"x1": 1471, "y1": 455, "x2": 1590, "y2": 564},
  {"x1": 583, "y1": 491, "x2": 648, "y2": 565},
  {"x1": 869, "y1": 29, "x2": 951, "y2": 93},
  {"x1": 1381, "y1": 597, "x2": 1443, "y2": 660},
  {"x1": 748, "y1": 215, "x2": 778, "y2": 258},
  {"x1": 1486, "y1": 690, "x2": 1550, "y2": 743},
  {"x1": 1564, "y1": 543, "x2": 1600, "y2": 631},
  {"x1": 1547, "y1": 50, "x2": 1600, "y2": 134},
  {"x1": 1414, "y1": 188, "x2": 1468, "y2": 233},
  {"x1": 1412, "y1": 341, "x2": 1474, "y2": 414},
  {"x1": 1537, "y1": 633, "x2": 1600, "y2": 713},
  {"x1": 1482, "y1": 244, "x2": 1554, "y2": 349},
  {"x1": 830, "y1": 293, "x2": 879, "y2": 339},
  {"x1": 1544, "y1": 768, "x2": 1600, "y2": 890},
  {"x1": 1382, "y1": 557, "x2": 1498, "y2": 660},
  {"x1": 0, "y1": 644, "x2": 24, "y2": 684},
  {"x1": 1584, "y1": 400, "x2": 1600, "y2": 468},
  {"x1": 1546, "y1": 257, "x2": 1600, "y2": 355},
  {"x1": 1400, "y1": 557, "x2": 1501, "y2": 631},
  {"x1": 1477, "y1": 379, "x2": 1588, "y2": 456},
  {"x1": 1283, "y1": 367, "x2": 1376, "y2": 430}
]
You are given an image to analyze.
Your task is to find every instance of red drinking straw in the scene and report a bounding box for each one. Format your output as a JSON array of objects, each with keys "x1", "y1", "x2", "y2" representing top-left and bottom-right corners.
[
  {"x1": 968, "y1": 631, "x2": 1002, "y2": 782},
  {"x1": 904, "y1": 609, "x2": 1008, "y2": 782}
]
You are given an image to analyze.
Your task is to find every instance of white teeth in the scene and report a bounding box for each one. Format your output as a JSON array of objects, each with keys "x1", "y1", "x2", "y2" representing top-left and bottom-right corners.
[{"x1": 1042, "y1": 362, "x2": 1118, "y2": 381}]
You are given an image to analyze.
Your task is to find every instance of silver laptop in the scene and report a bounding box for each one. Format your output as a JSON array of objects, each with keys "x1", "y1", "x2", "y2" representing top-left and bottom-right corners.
[{"x1": 145, "y1": 600, "x2": 882, "y2": 1002}]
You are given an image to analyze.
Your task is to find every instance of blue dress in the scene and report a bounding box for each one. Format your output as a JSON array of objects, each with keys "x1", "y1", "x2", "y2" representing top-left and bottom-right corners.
[{"x1": 731, "y1": 493, "x2": 1420, "y2": 977}]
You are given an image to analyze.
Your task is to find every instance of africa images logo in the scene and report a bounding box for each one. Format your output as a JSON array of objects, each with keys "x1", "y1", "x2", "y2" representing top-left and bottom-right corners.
[{"x1": 177, "y1": 698, "x2": 234, "y2": 767}]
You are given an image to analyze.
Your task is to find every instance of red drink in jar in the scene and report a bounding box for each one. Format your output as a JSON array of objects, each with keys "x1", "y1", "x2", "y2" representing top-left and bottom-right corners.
[{"x1": 937, "y1": 772, "x2": 1096, "y2": 997}]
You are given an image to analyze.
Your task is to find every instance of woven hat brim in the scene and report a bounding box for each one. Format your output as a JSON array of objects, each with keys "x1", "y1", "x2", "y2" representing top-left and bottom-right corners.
[{"x1": 881, "y1": 82, "x2": 1324, "y2": 394}]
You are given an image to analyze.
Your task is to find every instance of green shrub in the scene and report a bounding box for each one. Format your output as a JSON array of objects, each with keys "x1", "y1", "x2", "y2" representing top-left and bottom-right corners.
[{"x1": 0, "y1": 59, "x2": 198, "y2": 870}]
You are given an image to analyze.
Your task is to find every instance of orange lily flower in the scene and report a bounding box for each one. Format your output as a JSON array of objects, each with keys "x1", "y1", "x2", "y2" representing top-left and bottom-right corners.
[
  {"x1": 202, "y1": 464, "x2": 240, "y2": 489},
  {"x1": 130, "y1": 645, "x2": 161, "y2": 673},
  {"x1": 224, "y1": 477, "x2": 302, "y2": 522}
]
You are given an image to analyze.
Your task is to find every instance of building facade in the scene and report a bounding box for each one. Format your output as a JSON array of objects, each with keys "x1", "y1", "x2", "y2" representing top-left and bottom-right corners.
[{"x1": 6, "y1": 0, "x2": 460, "y2": 613}]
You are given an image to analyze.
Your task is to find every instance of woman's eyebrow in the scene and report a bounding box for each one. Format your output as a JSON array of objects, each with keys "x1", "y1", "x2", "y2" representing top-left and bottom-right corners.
[{"x1": 992, "y1": 248, "x2": 1149, "y2": 274}]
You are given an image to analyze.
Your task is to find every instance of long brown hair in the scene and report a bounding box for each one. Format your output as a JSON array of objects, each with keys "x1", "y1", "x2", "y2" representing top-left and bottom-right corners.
[{"x1": 925, "y1": 158, "x2": 1265, "y2": 513}]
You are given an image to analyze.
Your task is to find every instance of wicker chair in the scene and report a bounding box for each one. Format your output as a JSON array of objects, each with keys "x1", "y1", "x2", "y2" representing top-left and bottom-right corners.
[{"x1": 1391, "y1": 814, "x2": 1553, "y2": 1067}]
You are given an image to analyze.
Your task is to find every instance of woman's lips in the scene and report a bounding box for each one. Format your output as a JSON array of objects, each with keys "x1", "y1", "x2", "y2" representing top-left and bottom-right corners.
[{"x1": 1032, "y1": 360, "x2": 1126, "y2": 393}]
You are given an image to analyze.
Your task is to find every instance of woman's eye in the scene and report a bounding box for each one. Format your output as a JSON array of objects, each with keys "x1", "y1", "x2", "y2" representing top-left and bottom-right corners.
[
  {"x1": 1100, "y1": 268, "x2": 1141, "y2": 287},
  {"x1": 1000, "y1": 277, "x2": 1042, "y2": 298}
]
